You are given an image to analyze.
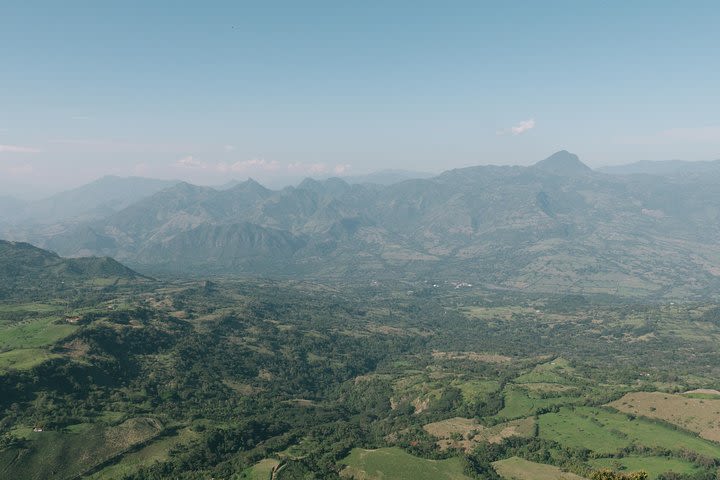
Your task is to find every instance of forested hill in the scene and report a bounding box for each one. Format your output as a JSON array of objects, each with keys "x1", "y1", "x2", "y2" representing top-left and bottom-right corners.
[{"x1": 0, "y1": 240, "x2": 141, "y2": 299}]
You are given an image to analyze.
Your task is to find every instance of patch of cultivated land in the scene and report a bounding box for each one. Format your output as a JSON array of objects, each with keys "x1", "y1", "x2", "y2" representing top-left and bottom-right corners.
[
  {"x1": 340, "y1": 447, "x2": 471, "y2": 480},
  {"x1": 492, "y1": 456, "x2": 587, "y2": 480},
  {"x1": 239, "y1": 458, "x2": 281, "y2": 479},
  {"x1": 539, "y1": 406, "x2": 720, "y2": 457},
  {"x1": 0, "y1": 316, "x2": 78, "y2": 371},
  {"x1": 424, "y1": 417, "x2": 534, "y2": 452},
  {"x1": 431, "y1": 350, "x2": 512, "y2": 363},
  {"x1": 0, "y1": 418, "x2": 162, "y2": 480},
  {"x1": 88, "y1": 427, "x2": 200, "y2": 479},
  {"x1": 589, "y1": 456, "x2": 699, "y2": 480},
  {"x1": 608, "y1": 391, "x2": 720, "y2": 442},
  {"x1": 496, "y1": 385, "x2": 581, "y2": 420}
]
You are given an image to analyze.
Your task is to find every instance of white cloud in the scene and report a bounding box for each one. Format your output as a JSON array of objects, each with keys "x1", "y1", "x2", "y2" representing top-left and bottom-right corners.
[
  {"x1": 497, "y1": 119, "x2": 536, "y2": 136},
  {"x1": 223, "y1": 145, "x2": 236, "y2": 152},
  {"x1": 175, "y1": 155, "x2": 207, "y2": 168},
  {"x1": 221, "y1": 158, "x2": 280, "y2": 173},
  {"x1": 333, "y1": 164, "x2": 351, "y2": 174},
  {"x1": 0, "y1": 144, "x2": 42, "y2": 153},
  {"x1": 511, "y1": 119, "x2": 536, "y2": 135}
]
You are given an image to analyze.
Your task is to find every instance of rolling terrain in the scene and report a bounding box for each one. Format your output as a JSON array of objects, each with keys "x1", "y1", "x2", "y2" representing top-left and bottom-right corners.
[{"x1": 2, "y1": 243, "x2": 720, "y2": 479}]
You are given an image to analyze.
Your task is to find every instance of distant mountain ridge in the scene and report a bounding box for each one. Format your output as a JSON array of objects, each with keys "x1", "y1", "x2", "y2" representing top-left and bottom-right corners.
[
  {"x1": 5, "y1": 151, "x2": 720, "y2": 298},
  {"x1": 599, "y1": 159, "x2": 720, "y2": 176},
  {"x1": 13, "y1": 151, "x2": 717, "y2": 298},
  {"x1": 0, "y1": 176, "x2": 179, "y2": 224}
]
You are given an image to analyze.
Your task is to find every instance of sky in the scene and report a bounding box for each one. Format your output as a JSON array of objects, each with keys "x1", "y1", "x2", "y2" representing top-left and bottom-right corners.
[{"x1": 1, "y1": 1, "x2": 720, "y2": 196}]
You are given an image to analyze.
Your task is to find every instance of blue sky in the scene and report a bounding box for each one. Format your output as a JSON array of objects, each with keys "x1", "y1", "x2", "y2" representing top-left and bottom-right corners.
[{"x1": 1, "y1": 1, "x2": 719, "y2": 193}]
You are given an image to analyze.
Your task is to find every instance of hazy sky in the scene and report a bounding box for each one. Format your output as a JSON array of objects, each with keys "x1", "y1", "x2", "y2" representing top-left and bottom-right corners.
[{"x1": 1, "y1": 1, "x2": 719, "y2": 194}]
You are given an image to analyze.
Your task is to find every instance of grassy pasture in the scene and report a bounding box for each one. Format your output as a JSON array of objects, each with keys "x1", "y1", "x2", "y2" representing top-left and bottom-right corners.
[
  {"x1": 608, "y1": 391, "x2": 720, "y2": 442},
  {"x1": 539, "y1": 407, "x2": 720, "y2": 458},
  {"x1": 589, "y1": 456, "x2": 699, "y2": 479},
  {"x1": 492, "y1": 456, "x2": 587, "y2": 480},
  {"x1": 514, "y1": 358, "x2": 577, "y2": 384},
  {"x1": 496, "y1": 386, "x2": 580, "y2": 420},
  {"x1": 0, "y1": 417, "x2": 162, "y2": 480},
  {"x1": 0, "y1": 348, "x2": 61, "y2": 371},
  {"x1": 238, "y1": 458, "x2": 281, "y2": 479},
  {"x1": 424, "y1": 417, "x2": 534, "y2": 452},
  {"x1": 340, "y1": 447, "x2": 471, "y2": 480},
  {"x1": 89, "y1": 427, "x2": 200, "y2": 479},
  {"x1": 0, "y1": 316, "x2": 78, "y2": 371},
  {"x1": 0, "y1": 316, "x2": 76, "y2": 351}
]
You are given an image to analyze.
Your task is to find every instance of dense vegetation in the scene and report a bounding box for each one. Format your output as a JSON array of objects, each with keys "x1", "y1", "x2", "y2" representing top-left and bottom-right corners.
[{"x1": 3, "y1": 251, "x2": 720, "y2": 479}]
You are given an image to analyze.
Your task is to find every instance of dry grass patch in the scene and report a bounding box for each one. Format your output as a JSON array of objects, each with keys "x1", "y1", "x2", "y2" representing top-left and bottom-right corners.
[
  {"x1": 608, "y1": 392, "x2": 720, "y2": 442},
  {"x1": 492, "y1": 457, "x2": 587, "y2": 480},
  {"x1": 424, "y1": 417, "x2": 534, "y2": 452},
  {"x1": 432, "y1": 350, "x2": 512, "y2": 363}
]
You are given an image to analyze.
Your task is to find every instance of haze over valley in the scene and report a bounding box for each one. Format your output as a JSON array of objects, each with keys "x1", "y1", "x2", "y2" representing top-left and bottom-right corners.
[{"x1": 3, "y1": 2, "x2": 720, "y2": 480}]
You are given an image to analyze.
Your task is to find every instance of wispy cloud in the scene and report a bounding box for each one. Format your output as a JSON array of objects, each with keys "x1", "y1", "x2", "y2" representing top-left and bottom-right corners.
[
  {"x1": 219, "y1": 158, "x2": 280, "y2": 173},
  {"x1": 0, "y1": 144, "x2": 42, "y2": 153},
  {"x1": 497, "y1": 119, "x2": 536, "y2": 136},
  {"x1": 175, "y1": 155, "x2": 207, "y2": 168}
]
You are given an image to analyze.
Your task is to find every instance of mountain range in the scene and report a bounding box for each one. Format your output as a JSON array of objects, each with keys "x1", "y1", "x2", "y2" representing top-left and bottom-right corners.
[{"x1": 3, "y1": 151, "x2": 720, "y2": 298}]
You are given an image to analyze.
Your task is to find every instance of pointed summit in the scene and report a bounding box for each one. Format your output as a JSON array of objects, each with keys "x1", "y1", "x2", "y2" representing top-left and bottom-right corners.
[{"x1": 533, "y1": 150, "x2": 592, "y2": 176}]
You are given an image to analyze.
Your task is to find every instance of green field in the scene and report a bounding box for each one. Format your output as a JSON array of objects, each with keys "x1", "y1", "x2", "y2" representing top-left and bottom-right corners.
[
  {"x1": 238, "y1": 458, "x2": 281, "y2": 480},
  {"x1": 492, "y1": 456, "x2": 587, "y2": 480},
  {"x1": 496, "y1": 385, "x2": 580, "y2": 419},
  {"x1": 0, "y1": 418, "x2": 162, "y2": 480},
  {"x1": 0, "y1": 316, "x2": 76, "y2": 350},
  {"x1": 539, "y1": 407, "x2": 720, "y2": 457},
  {"x1": 89, "y1": 427, "x2": 199, "y2": 479},
  {"x1": 590, "y1": 456, "x2": 699, "y2": 479},
  {"x1": 340, "y1": 447, "x2": 471, "y2": 480},
  {"x1": 514, "y1": 358, "x2": 576, "y2": 384},
  {"x1": 0, "y1": 348, "x2": 61, "y2": 370},
  {"x1": 0, "y1": 316, "x2": 77, "y2": 371},
  {"x1": 454, "y1": 379, "x2": 500, "y2": 403}
]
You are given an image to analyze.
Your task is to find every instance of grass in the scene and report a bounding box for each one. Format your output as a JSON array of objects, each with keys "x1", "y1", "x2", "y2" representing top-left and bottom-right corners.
[
  {"x1": 589, "y1": 456, "x2": 699, "y2": 480},
  {"x1": 0, "y1": 316, "x2": 77, "y2": 351},
  {"x1": 0, "y1": 348, "x2": 61, "y2": 370},
  {"x1": 454, "y1": 379, "x2": 501, "y2": 403},
  {"x1": 238, "y1": 458, "x2": 281, "y2": 480},
  {"x1": 496, "y1": 386, "x2": 580, "y2": 420},
  {"x1": 340, "y1": 447, "x2": 471, "y2": 480},
  {"x1": 0, "y1": 302, "x2": 62, "y2": 316},
  {"x1": 0, "y1": 417, "x2": 162, "y2": 480},
  {"x1": 538, "y1": 407, "x2": 720, "y2": 458},
  {"x1": 492, "y1": 456, "x2": 587, "y2": 480},
  {"x1": 514, "y1": 358, "x2": 576, "y2": 384},
  {"x1": 424, "y1": 417, "x2": 535, "y2": 452},
  {"x1": 0, "y1": 316, "x2": 78, "y2": 371},
  {"x1": 89, "y1": 427, "x2": 199, "y2": 479},
  {"x1": 608, "y1": 391, "x2": 720, "y2": 442}
]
